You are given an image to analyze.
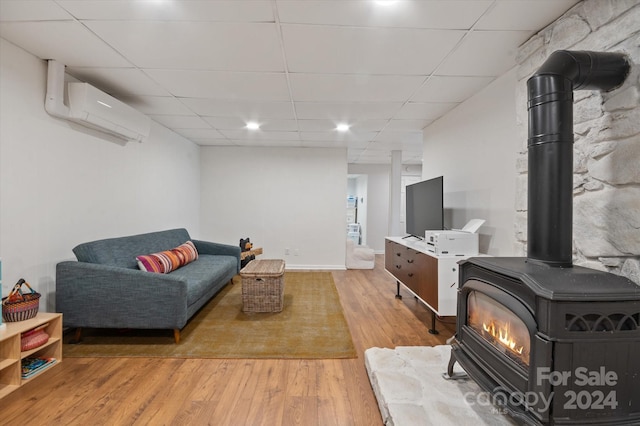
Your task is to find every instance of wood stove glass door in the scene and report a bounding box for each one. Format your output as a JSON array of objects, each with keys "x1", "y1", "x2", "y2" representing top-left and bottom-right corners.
[{"x1": 467, "y1": 290, "x2": 531, "y2": 368}]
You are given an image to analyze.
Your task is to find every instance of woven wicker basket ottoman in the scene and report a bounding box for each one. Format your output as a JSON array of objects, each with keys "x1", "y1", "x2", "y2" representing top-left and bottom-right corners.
[{"x1": 240, "y1": 259, "x2": 285, "y2": 313}]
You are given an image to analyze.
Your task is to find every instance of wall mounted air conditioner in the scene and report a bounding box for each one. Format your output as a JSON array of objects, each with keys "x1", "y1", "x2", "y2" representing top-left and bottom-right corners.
[
  {"x1": 45, "y1": 60, "x2": 150, "y2": 142},
  {"x1": 66, "y1": 82, "x2": 150, "y2": 142}
]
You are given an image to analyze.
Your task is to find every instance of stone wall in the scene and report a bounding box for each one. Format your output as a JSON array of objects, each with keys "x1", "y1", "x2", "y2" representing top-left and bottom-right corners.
[{"x1": 514, "y1": 0, "x2": 640, "y2": 284}]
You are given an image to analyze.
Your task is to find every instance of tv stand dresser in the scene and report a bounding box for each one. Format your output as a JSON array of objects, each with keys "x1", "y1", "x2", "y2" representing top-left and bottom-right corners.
[{"x1": 385, "y1": 236, "x2": 477, "y2": 334}]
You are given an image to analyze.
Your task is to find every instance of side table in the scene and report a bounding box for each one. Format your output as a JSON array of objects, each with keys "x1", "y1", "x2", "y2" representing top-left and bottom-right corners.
[{"x1": 240, "y1": 247, "x2": 263, "y2": 261}]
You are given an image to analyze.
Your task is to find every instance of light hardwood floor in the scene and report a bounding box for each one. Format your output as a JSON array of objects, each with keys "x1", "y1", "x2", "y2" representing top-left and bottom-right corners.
[{"x1": 1, "y1": 255, "x2": 455, "y2": 425}]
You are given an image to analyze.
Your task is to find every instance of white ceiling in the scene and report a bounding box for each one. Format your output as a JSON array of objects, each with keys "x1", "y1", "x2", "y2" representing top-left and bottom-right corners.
[{"x1": 0, "y1": 0, "x2": 579, "y2": 164}]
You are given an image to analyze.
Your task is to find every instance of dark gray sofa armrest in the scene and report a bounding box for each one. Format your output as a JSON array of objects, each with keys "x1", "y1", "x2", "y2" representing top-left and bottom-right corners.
[
  {"x1": 192, "y1": 240, "x2": 241, "y2": 273},
  {"x1": 56, "y1": 261, "x2": 189, "y2": 330}
]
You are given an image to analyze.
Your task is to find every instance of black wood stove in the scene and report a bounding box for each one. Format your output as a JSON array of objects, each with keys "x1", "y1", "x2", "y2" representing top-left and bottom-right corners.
[{"x1": 447, "y1": 51, "x2": 640, "y2": 425}]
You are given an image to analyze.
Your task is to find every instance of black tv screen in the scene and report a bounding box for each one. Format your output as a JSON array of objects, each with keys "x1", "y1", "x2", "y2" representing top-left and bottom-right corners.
[{"x1": 405, "y1": 176, "x2": 444, "y2": 238}]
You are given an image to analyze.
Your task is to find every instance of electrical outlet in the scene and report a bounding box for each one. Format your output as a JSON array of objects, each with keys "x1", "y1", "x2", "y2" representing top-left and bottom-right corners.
[{"x1": 284, "y1": 248, "x2": 290, "y2": 255}]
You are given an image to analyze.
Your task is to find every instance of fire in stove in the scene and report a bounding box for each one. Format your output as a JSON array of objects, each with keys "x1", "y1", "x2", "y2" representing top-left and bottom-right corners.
[
  {"x1": 467, "y1": 290, "x2": 530, "y2": 367},
  {"x1": 482, "y1": 320, "x2": 523, "y2": 356}
]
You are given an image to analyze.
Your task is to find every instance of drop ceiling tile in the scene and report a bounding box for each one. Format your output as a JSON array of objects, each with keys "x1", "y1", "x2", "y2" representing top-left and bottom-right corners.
[
  {"x1": 475, "y1": 1, "x2": 580, "y2": 31},
  {"x1": 144, "y1": 69, "x2": 290, "y2": 101},
  {"x1": 437, "y1": 30, "x2": 534, "y2": 76},
  {"x1": 282, "y1": 25, "x2": 465, "y2": 75},
  {"x1": 219, "y1": 130, "x2": 301, "y2": 141},
  {"x1": 128, "y1": 96, "x2": 195, "y2": 116},
  {"x1": 57, "y1": 0, "x2": 273, "y2": 21},
  {"x1": 276, "y1": 0, "x2": 492, "y2": 29},
  {"x1": 174, "y1": 128, "x2": 226, "y2": 139},
  {"x1": 191, "y1": 139, "x2": 236, "y2": 146},
  {"x1": 0, "y1": 0, "x2": 73, "y2": 21},
  {"x1": 0, "y1": 21, "x2": 131, "y2": 67},
  {"x1": 202, "y1": 117, "x2": 248, "y2": 130},
  {"x1": 231, "y1": 139, "x2": 303, "y2": 147},
  {"x1": 298, "y1": 119, "x2": 387, "y2": 132},
  {"x1": 150, "y1": 115, "x2": 212, "y2": 129},
  {"x1": 413, "y1": 76, "x2": 495, "y2": 103},
  {"x1": 182, "y1": 99, "x2": 295, "y2": 120},
  {"x1": 300, "y1": 131, "x2": 379, "y2": 142},
  {"x1": 395, "y1": 102, "x2": 458, "y2": 120},
  {"x1": 257, "y1": 119, "x2": 300, "y2": 132},
  {"x1": 295, "y1": 102, "x2": 402, "y2": 120},
  {"x1": 204, "y1": 117, "x2": 299, "y2": 131},
  {"x1": 289, "y1": 73, "x2": 425, "y2": 102},
  {"x1": 385, "y1": 119, "x2": 432, "y2": 131},
  {"x1": 298, "y1": 119, "x2": 345, "y2": 132},
  {"x1": 349, "y1": 119, "x2": 389, "y2": 132},
  {"x1": 66, "y1": 67, "x2": 171, "y2": 97},
  {"x1": 84, "y1": 21, "x2": 284, "y2": 71}
]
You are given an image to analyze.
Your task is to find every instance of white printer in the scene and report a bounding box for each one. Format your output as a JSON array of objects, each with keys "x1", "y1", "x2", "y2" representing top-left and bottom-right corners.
[{"x1": 425, "y1": 219, "x2": 485, "y2": 256}]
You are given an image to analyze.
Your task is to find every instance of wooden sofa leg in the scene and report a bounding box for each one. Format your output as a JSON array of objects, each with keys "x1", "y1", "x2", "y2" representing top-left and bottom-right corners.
[
  {"x1": 174, "y1": 329, "x2": 180, "y2": 344},
  {"x1": 75, "y1": 327, "x2": 83, "y2": 342}
]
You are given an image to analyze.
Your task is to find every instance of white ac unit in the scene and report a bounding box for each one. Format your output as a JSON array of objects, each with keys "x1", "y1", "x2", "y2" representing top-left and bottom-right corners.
[
  {"x1": 45, "y1": 60, "x2": 150, "y2": 142},
  {"x1": 67, "y1": 83, "x2": 150, "y2": 142}
]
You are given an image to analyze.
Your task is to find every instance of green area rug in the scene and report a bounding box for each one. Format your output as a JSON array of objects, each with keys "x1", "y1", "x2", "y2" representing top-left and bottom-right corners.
[{"x1": 63, "y1": 271, "x2": 356, "y2": 359}]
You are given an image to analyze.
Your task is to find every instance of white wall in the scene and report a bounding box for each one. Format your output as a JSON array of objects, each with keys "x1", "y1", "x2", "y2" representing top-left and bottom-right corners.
[
  {"x1": 0, "y1": 39, "x2": 201, "y2": 310},
  {"x1": 422, "y1": 69, "x2": 519, "y2": 256},
  {"x1": 200, "y1": 146, "x2": 347, "y2": 269}
]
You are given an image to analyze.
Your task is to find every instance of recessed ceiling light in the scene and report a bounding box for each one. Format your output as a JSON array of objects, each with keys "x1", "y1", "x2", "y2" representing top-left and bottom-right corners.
[
  {"x1": 336, "y1": 123, "x2": 350, "y2": 132},
  {"x1": 246, "y1": 122, "x2": 260, "y2": 130}
]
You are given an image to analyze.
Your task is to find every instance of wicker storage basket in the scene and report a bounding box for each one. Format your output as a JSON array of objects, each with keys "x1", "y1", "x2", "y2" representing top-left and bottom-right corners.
[
  {"x1": 240, "y1": 259, "x2": 285, "y2": 313},
  {"x1": 21, "y1": 326, "x2": 50, "y2": 351},
  {"x1": 2, "y1": 279, "x2": 40, "y2": 322}
]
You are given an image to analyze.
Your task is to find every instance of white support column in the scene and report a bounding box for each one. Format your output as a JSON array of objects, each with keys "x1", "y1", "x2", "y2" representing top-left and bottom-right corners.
[{"x1": 388, "y1": 150, "x2": 402, "y2": 236}]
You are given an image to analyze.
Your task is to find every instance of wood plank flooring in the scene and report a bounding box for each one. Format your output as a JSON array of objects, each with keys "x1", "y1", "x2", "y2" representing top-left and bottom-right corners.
[{"x1": 1, "y1": 255, "x2": 455, "y2": 425}]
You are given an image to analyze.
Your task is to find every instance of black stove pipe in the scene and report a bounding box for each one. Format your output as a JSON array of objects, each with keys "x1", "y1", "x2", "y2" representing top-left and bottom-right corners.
[{"x1": 527, "y1": 50, "x2": 629, "y2": 267}]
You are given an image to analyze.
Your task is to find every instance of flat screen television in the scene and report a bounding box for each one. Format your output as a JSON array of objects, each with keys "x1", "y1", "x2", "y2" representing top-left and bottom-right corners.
[{"x1": 405, "y1": 176, "x2": 444, "y2": 239}]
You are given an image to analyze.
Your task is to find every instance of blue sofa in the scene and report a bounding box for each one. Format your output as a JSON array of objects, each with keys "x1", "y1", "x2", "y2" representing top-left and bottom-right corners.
[{"x1": 56, "y1": 228, "x2": 240, "y2": 343}]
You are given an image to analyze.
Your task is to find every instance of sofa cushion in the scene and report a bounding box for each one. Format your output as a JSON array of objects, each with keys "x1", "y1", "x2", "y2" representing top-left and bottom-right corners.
[
  {"x1": 73, "y1": 228, "x2": 192, "y2": 269},
  {"x1": 168, "y1": 254, "x2": 238, "y2": 305},
  {"x1": 173, "y1": 240, "x2": 198, "y2": 265},
  {"x1": 136, "y1": 241, "x2": 199, "y2": 273}
]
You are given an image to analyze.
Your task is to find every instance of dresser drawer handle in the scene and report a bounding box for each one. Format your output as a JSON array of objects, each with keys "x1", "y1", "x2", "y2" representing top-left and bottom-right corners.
[
  {"x1": 408, "y1": 273, "x2": 414, "y2": 277},
  {"x1": 396, "y1": 265, "x2": 401, "y2": 269},
  {"x1": 407, "y1": 259, "x2": 414, "y2": 264},
  {"x1": 396, "y1": 253, "x2": 401, "y2": 257}
]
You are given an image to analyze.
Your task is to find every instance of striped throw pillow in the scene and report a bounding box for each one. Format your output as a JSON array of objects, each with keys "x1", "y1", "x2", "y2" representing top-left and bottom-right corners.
[
  {"x1": 136, "y1": 241, "x2": 199, "y2": 273},
  {"x1": 172, "y1": 240, "x2": 198, "y2": 266}
]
